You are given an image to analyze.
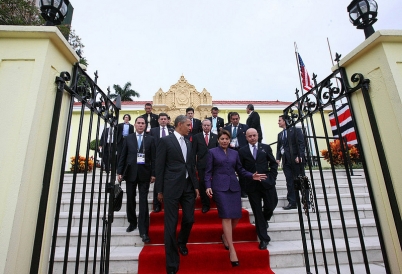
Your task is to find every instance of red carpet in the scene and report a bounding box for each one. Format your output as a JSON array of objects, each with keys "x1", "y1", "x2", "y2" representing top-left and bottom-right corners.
[{"x1": 138, "y1": 198, "x2": 274, "y2": 274}]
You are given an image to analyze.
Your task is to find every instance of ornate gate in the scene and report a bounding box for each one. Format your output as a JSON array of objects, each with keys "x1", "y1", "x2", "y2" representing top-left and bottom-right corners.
[
  {"x1": 281, "y1": 58, "x2": 390, "y2": 274},
  {"x1": 30, "y1": 63, "x2": 120, "y2": 274}
]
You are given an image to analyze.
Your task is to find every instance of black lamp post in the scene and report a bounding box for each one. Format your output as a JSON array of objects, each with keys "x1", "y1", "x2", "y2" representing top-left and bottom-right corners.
[
  {"x1": 39, "y1": 0, "x2": 70, "y2": 26},
  {"x1": 347, "y1": 0, "x2": 378, "y2": 39}
]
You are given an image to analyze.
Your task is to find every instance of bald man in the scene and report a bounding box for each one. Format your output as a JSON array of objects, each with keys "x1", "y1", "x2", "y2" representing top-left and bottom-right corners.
[{"x1": 238, "y1": 128, "x2": 278, "y2": 250}]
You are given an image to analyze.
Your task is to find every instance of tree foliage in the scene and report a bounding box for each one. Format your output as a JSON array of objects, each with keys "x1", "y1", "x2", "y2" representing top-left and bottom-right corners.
[
  {"x1": 109, "y1": 82, "x2": 140, "y2": 101},
  {"x1": 0, "y1": 0, "x2": 87, "y2": 66},
  {"x1": 0, "y1": 0, "x2": 43, "y2": 25}
]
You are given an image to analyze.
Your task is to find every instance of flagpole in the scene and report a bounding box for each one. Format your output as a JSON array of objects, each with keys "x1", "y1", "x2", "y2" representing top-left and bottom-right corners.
[
  {"x1": 294, "y1": 42, "x2": 305, "y2": 98},
  {"x1": 327, "y1": 37, "x2": 343, "y2": 106},
  {"x1": 294, "y1": 42, "x2": 316, "y2": 166}
]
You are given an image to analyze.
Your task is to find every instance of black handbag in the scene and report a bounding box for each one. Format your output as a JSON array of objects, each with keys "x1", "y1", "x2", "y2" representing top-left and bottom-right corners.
[
  {"x1": 114, "y1": 164, "x2": 129, "y2": 211},
  {"x1": 113, "y1": 182, "x2": 123, "y2": 212},
  {"x1": 294, "y1": 175, "x2": 310, "y2": 190}
]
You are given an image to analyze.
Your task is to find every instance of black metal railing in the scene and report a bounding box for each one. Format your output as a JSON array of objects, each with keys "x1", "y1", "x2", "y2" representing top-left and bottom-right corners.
[
  {"x1": 279, "y1": 59, "x2": 389, "y2": 274},
  {"x1": 30, "y1": 63, "x2": 120, "y2": 274}
]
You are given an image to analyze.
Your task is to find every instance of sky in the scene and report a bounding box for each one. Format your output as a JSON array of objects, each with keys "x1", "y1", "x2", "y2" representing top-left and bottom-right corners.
[{"x1": 70, "y1": 0, "x2": 402, "y2": 103}]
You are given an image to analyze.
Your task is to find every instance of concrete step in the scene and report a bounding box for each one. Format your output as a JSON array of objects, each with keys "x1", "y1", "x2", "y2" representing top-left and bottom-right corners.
[
  {"x1": 268, "y1": 236, "x2": 382, "y2": 268},
  {"x1": 52, "y1": 235, "x2": 382, "y2": 273},
  {"x1": 60, "y1": 189, "x2": 371, "y2": 213},
  {"x1": 56, "y1": 201, "x2": 374, "y2": 229},
  {"x1": 54, "y1": 217, "x2": 379, "y2": 248},
  {"x1": 272, "y1": 263, "x2": 386, "y2": 274}
]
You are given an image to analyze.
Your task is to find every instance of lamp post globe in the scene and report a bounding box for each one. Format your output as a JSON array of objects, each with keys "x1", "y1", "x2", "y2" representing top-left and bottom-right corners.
[
  {"x1": 347, "y1": 0, "x2": 378, "y2": 39},
  {"x1": 39, "y1": 0, "x2": 70, "y2": 26}
]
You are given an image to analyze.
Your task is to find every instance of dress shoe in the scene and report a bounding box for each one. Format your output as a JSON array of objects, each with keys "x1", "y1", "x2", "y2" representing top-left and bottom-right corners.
[
  {"x1": 241, "y1": 191, "x2": 248, "y2": 198},
  {"x1": 126, "y1": 223, "x2": 137, "y2": 232},
  {"x1": 259, "y1": 240, "x2": 269, "y2": 250},
  {"x1": 141, "y1": 234, "x2": 150, "y2": 243},
  {"x1": 154, "y1": 205, "x2": 161, "y2": 213},
  {"x1": 221, "y1": 234, "x2": 229, "y2": 250},
  {"x1": 178, "y1": 245, "x2": 188, "y2": 256},
  {"x1": 283, "y1": 204, "x2": 297, "y2": 210},
  {"x1": 202, "y1": 206, "x2": 210, "y2": 213},
  {"x1": 229, "y1": 253, "x2": 239, "y2": 267}
]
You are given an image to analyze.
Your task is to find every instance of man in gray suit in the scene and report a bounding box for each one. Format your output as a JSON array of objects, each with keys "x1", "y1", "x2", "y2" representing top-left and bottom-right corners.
[{"x1": 155, "y1": 115, "x2": 200, "y2": 274}]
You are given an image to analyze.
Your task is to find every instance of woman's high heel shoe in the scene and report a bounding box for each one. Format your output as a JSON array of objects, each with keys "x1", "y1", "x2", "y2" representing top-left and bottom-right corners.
[
  {"x1": 221, "y1": 234, "x2": 229, "y2": 250},
  {"x1": 229, "y1": 253, "x2": 239, "y2": 267}
]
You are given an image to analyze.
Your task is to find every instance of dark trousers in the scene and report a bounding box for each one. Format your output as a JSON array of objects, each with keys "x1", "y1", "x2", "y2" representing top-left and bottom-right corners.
[
  {"x1": 283, "y1": 161, "x2": 306, "y2": 206},
  {"x1": 163, "y1": 179, "x2": 195, "y2": 273},
  {"x1": 126, "y1": 177, "x2": 150, "y2": 235},
  {"x1": 247, "y1": 184, "x2": 278, "y2": 242},
  {"x1": 102, "y1": 143, "x2": 113, "y2": 172},
  {"x1": 197, "y1": 168, "x2": 210, "y2": 208},
  {"x1": 153, "y1": 186, "x2": 161, "y2": 209}
]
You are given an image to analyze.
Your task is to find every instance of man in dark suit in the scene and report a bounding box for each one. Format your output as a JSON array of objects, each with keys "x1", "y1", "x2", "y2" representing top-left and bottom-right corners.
[
  {"x1": 117, "y1": 116, "x2": 156, "y2": 243},
  {"x1": 150, "y1": 113, "x2": 174, "y2": 213},
  {"x1": 239, "y1": 128, "x2": 278, "y2": 250},
  {"x1": 99, "y1": 126, "x2": 116, "y2": 173},
  {"x1": 192, "y1": 119, "x2": 218, "y2": 213},
  {"x1": 155, "y1": 115, "x2": 200, "y2": 274},
  {"x1": 140, "y1": 103, "x2": 159, "y2": 133},
  {"x1": 276, "y1": 115, "x2": 306, "y2": 210},
  {"x1": 206, "y1": 106, "x2": 224, "y2": 135},
  {"x1": 224, "y1": 112, "x2": 249, "y2": 197},
  {"x1": 246, "y1": 104, "x2": 263, "y2": 142},
  {"x1": 223, "y1": 112, "x2": 249, "y2": 150},
  {"x1": 116, "y1": 114, "x2": 134, "y2": 165},
  {"x1": 185, "y1": 107, "x2": 202, "y2": 142}
]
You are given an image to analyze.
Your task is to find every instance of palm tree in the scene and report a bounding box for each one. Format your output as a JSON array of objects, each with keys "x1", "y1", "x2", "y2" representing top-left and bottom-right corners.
[{"x1": 109, "y1": 82, "x2": 140, "y2": 101}]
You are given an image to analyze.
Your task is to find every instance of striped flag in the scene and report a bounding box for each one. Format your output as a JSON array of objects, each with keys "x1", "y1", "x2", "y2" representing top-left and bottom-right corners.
[
  {"x1": 329, "y1": 104, "x2": 357, "y2": 145},
  {"x1": 298, "y1": 53, "x2": 313, "y2": 92}
]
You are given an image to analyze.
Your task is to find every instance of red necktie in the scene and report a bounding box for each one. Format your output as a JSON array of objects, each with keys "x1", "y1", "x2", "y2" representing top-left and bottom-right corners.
[
  {"x1": 205, "y1": 133, "x2": 209, "y2": 146},
  {"x1": 189, "y1": 120, "x2": 193, "y2": 142}
]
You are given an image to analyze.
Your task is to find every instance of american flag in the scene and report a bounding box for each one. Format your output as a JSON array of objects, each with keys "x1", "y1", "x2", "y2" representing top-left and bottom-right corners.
[
  {"x1": 298, "y1": 53, "x2": 313, "y2": 92},
  {"x1": 329, "y1": 103, "x2": 357, "y2": 145}
]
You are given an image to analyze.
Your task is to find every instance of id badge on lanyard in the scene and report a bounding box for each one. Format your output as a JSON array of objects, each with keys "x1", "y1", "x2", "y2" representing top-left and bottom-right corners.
[
  {"x1": 137, "y1": 153, "x2": 145, "y2": 164},
  {"x1": 230, "y1": 137, "x2": 238, "y2": 148}
]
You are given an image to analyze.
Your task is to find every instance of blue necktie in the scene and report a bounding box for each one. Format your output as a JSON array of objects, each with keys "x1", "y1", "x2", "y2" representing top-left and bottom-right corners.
[
  {"x1": 253, "y1": 145, "x2": 257, "y2": 160},
  {"x1": 232, "y1": 126, "x2": 237, "y2": 139},
  {"x1": 137, "y1": 134, "x2": 142, "y2": 149}
]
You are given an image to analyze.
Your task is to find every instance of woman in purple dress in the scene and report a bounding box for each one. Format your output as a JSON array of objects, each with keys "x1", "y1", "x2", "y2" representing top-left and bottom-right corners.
[{"x1": 205, "y1": 129, "x2": 266, "y2": 267}]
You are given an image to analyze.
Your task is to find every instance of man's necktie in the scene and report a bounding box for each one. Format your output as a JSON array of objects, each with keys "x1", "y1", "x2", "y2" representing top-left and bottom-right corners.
[
  {"x1": 137, "y1": 134, "x2": 142, "y2": 149},
  {"x1": 253, "y1": 145, "x2": 257, "y2": 160},
  {"x1": 204, "y1": 133, "x2": 209, "y2": 146},
  {"x1": 189, "y1": 120, "x2": 193, "y2": 142},
  {"x1": 232, "y1": 126, "x2": 237, "y2": 139},
  {"x1": 162, "y1": 127, "x2": 166, "y2": 137},
  {"x1": 282, "y1": 130, "x2": 287, "y2": 144},
  {"x1": 180, "y1": 136, "x2": 187, "y2": 162}
]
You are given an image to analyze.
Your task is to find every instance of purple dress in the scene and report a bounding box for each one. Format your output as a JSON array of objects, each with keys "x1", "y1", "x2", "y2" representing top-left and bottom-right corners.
[{"x1": 205, "y1": 147, "x2": 253, "y2": 218}]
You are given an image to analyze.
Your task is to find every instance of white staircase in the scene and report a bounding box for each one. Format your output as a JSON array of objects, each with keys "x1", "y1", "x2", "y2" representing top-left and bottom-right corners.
[{"x1": 52, "y1": 170, "x2": 386, "y2": 273}]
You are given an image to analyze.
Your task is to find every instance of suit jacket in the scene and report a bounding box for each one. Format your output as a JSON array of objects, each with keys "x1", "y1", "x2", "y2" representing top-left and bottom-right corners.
[
  {"x1": 100, "y1": 127, "x2": 116, "y2": 146},
  {"x1": 239, "y1": 143, "x2": 278, "y2": 191},
  {"x1": 155, "y1": 134, "x2": 199, "y2": 199},
  {"x1": 186, "y1": 118, "x2": 202, "y2": 141},
  {"x1": 276, "y1": 127, "x2": 305, "y2": 164},
  {"x1": 140, "y1": 112, "x2": 159, "y2": 130},
  {"x1": 246, "y1": 111, "x2": 263, "y2": 140},
  {"x1": 207, "y1": 116, "x2": 224, "y2": 131},
  {"x1": 192, "y1": 132, "x2": 218, "y2": 170},
  {"x1": 204, "y1": 147, "x2": 252, "y2": 192},
  {"x1": 223, "y1": 123, "x2": 249, "y2": 148},
  {"x1": 117, "y1": 133, "x2": 156, "y2": 182},
  {"x1": 116, "y1": 123, "x2": 134, "y2": 145},
  {"x1": 149, "y1": 126, "x2": 175, "y2": 146}
]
